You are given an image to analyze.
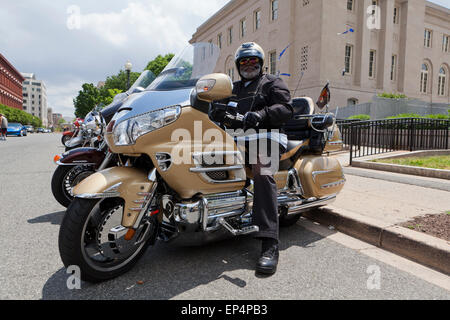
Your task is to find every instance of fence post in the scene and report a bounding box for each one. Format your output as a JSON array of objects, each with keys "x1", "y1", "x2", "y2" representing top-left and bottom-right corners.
[{"x1": 446, "y1": 120, "x2": 449, "y2": 150}]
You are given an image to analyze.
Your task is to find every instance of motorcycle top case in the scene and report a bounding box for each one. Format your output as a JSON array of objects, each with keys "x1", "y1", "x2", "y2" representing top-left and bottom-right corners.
[{"x1": 294, "y1": 155, "x2": 345, "y2": 199}]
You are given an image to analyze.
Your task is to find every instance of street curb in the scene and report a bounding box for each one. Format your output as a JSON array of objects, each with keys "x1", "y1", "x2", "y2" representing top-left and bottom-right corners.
[{"x1": 303, "y1": 207, "x2": 450, "y2": 275}]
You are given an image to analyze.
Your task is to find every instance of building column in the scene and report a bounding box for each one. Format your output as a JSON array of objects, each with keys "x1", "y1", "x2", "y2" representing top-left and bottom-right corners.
[
  {"x1": 398, "y1": 0, "x2": 425, "y2": 95},
  {"x1": 354, "y1": 0, "x2": 373, "y2": 88},
  {"x1": 377, "y1": 0, "x2": 395, "y2": 91}
]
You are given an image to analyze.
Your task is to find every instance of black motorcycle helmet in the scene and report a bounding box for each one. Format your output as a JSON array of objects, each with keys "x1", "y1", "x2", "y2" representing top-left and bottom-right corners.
[{"x1": 234, "y1": 42, "x2": 265, "y2": 78}]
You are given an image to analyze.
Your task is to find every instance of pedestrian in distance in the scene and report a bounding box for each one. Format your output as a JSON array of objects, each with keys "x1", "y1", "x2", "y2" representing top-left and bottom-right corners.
[{"x1": 0, "y1": 113, "x2": 8, "y2": 141}]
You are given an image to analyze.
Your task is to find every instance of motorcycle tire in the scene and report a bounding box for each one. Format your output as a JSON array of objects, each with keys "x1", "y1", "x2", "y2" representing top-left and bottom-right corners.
[
  {"x1": 59, "y1": 198, "x2": 157, "y2": 283},
  {"x1": 61, "y1": 135, "x2": 71, "y2": 146},
  {"x1": 51, "y1": 165, "x2": 96, "y2": 208}
]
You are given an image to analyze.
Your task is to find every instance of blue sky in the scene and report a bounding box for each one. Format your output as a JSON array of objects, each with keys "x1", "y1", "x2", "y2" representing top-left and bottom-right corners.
[{"x1": 0, "y1": 0, "x2": 448, "y2": 118}]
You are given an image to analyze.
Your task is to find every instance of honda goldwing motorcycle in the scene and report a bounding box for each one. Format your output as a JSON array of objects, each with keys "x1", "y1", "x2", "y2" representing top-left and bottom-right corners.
[
  {"x1": 51, "y1": 71, "x2": 157, "y2": 208},
  {"x1": 58, "y1": 43, "x2": 345, "y2": 282}
]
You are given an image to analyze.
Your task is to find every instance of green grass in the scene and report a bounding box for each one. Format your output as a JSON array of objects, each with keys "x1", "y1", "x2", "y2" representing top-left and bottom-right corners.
[{"x1": 372, "y1": 155, "x2": 450, "y2": 170}]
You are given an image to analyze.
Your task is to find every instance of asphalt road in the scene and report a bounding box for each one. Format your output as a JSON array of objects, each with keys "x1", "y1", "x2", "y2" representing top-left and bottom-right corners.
[{"x1": 0, "y1": 133, "x2": 449, "y2": 300}]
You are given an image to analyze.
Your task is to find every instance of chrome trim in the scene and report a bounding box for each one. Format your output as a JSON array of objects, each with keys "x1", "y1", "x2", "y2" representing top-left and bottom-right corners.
[
  {"x1": 287, "y1": 195, "x2": 337, "y2": 215},
  {"x1": 311, "y1": 170, "x2": 334, "y2": 183},
  {"x1": 320, "y1": 178, "x2": 346, "y2": 189},
  {"x1": 132, "y1": 169, "x2": 158, "y2": 229},
  {"x1": 75, "y1": 182, "x2": 122, "y2": 199},
  {"x1": 156, "y1": 153, "x2": 172, "y2": 172},
  {"x1": 56, "y1": 161, "x2": 97, "y2": 166},
  {"x1": 191, "y1": 151, "x2": 246, "y2": 184},
  {"x1": 189, "y1": 165, "x2": 244, "y2": 173}
]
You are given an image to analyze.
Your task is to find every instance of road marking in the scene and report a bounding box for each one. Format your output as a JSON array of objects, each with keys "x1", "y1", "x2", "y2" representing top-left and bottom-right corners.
[{"x1": 298, "y1": 217, "x2": 450, "y2": 291}]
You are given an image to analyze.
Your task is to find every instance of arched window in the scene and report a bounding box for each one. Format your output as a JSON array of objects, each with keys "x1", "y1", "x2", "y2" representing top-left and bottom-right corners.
[
  {"x1": 438, "y1": 67, "x2": 447, "y2": 96},
  {"x1": 420, "y1": 63, "x2": 429, "y2": 94}
]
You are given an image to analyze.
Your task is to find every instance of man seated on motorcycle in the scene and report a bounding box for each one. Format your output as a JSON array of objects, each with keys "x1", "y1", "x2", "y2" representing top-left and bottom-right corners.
[{"x1": 209, "y1": 42, "x2": 293, "y2": 275}]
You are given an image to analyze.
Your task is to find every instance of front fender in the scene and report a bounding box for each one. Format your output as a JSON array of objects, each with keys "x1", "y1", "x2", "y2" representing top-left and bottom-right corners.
[
  {"x1": 58, "y1": 147, "x2": 105, "y2": 168},
  {"x1": 73, "y1": 167, "x2": 154, "y2": 227},
  {"x1": 66, "y1": 136, "x2": 84, "y2": 147}
]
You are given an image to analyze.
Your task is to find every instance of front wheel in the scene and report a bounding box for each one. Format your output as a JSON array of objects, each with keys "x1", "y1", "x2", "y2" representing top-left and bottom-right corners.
[
  {"x1": 51, "y1": 165, "x2": 96, "y2": 208},
  {"x1": 61, "y1": 135, "x2": 71, "y2": 146},
  {"x1": 58, "y1": 198, "x2": 158, "y2": 282}
]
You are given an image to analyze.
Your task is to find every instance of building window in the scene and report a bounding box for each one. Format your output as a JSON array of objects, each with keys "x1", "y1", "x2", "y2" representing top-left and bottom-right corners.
[
  {"x1": 217, "y1": 34, "x2": 222, "y2": 49},
  {"x1": 344, "y1": 44, "x2": 353, "y2": 74},
  {"x1": 369, "y1": 50, "x2": 376, "y2": 78},
  {"x1": 271, "y1": 0, "x2": 278, "y2": 21},
  {"x1": 443, "y1": 35, "x2": 449, "y2": 53},
  {"x1": 347, "y1": 0, "x2": 353, "y2": 11},
  {"x1": 240, "y1": 18, "x2": 246, "y2": 38},
  {"x1": 424, "y1": 29, "x2": 432, "y2": 48},
  {"x1": 269, "y1": 51, "x2": 277, "y2": 75},
  {"x1": 302, "y1": 0, "x2": 310, "y2": 6},
  {"x1": 371, "y1": 0, "x2": 378, "y2": 15},
  {"x1": 438, "y1": 67, "x2": 447, "y2": 96},
  {"x1": 228, "y1": 27, "x2": 233, "y2": 45},
  {"x1": 254, "y1": 10, "x2": 261, "y2": 31},
  {"x1": 347, "y1": 98, "x2": 358, "y2": 106},
  {"x1": 420, "y1": 63, "x2": 429, "y2": 94},
  {"x1": 391, "y1": 55, "x2": 397, "y2": 81},
  {"x1": 393, "y1": 6, "x2": 400, "y2": 24}
]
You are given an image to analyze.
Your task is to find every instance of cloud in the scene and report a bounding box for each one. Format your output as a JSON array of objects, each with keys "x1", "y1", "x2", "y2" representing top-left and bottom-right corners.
[{"x1": 0, "y1": 0, "x2": 230, "y2": 117}]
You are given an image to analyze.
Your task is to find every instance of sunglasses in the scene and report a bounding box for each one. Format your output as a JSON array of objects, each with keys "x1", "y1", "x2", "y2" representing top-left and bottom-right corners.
[{"x1": 239, "y1": 57, "x2": 260, "y2": 65}]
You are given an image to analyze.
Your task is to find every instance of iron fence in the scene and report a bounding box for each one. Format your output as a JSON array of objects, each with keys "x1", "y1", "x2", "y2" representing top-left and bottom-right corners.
[{"x1": 336, "y1": 118, "x2": 450, "y2": 165}]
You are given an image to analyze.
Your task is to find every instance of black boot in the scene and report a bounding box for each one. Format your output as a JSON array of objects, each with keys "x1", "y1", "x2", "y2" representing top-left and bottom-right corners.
[{"x1": 256, "y1": 238, "x2": 279, "y2": 275}]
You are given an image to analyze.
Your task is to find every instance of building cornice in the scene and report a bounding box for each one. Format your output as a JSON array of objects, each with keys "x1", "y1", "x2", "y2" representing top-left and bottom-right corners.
[
  {"x1": 191, "y1": 0, "x2": 246, "y2": 42},
  {"x1": 425, "y1": 1, "x2": 450, "y2": 20},
  {"x1": 0, "y1": 54, "x2": 25, "y2": 82}
]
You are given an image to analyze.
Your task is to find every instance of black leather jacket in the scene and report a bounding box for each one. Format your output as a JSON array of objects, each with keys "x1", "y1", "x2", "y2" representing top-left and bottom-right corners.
[{"x1": 210, "y1": 74, "x2": 293, "y2": 131}]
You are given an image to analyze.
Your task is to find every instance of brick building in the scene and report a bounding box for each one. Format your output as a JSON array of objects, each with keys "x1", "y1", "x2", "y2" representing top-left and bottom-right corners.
[{"x1": 0, "y1": 53, "x2": 24, "y2": 110}]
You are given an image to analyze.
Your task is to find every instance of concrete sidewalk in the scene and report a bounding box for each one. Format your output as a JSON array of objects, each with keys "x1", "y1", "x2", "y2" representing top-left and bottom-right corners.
[{"x1": 302, "y1": 151, "x2": 450, "y2": 275}]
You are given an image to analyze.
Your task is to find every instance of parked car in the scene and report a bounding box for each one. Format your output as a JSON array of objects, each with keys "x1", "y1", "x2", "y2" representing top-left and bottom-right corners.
[
  {"x1": 44, "y1": 128, "x2": 51, "y2": 133},
  {"x1": 7, "y1": 123, "x2": 27, "y2": 137},
  {"x1": 36, "y1": 127, "x2": 45, "y2": 133},
  {"x1": 25, "y1": 125, "x2": 34, "y2": 133}
]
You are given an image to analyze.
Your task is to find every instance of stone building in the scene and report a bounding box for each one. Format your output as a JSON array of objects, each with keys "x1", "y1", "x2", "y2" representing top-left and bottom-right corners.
[
  {"x1": 21, "y1": 73, "x2": 48, "y2": 127},
  {"x1": 0, "y1": 53, "x2": 24, "y2": 110},
  {"x1": 190, "y1": 0, "x2": 450, "y2": 110}
]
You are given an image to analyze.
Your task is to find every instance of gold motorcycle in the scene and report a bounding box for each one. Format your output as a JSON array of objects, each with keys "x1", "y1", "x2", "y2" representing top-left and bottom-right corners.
[{"x1": 58, "y1": 43, "x2": 345, "y2": 282}]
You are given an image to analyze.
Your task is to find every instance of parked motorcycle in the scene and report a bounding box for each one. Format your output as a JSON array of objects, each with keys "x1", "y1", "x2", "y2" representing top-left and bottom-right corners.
[
  {"x1": 51, "y1": 70, "x2": 156, "y2": 208},
  {"x1": 61, "y1": 118, "x2": 83, "y2": 147},
  {"x1": 58, "y1": 42, "x2": 345, "y2": 282}
]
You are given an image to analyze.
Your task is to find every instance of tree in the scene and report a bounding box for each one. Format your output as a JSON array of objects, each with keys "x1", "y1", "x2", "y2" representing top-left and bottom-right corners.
[
  {"x1": 103, "y1": 70, "x2": 141, "y2": 92},
  {"x1": 73, "y1": 83, "x2": 101, "y2": 118},
  {"x1": 145, "y1": 53, "x2": 174, "y2": 77}
]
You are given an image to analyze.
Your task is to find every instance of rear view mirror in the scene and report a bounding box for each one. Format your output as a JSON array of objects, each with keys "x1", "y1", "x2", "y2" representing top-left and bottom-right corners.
[
  {"x1": 196, "y1": 73, "x2": 233, "y2": 103},
  {"x1": 316, "y1": 83, "x2": 330, "y2": 110}
]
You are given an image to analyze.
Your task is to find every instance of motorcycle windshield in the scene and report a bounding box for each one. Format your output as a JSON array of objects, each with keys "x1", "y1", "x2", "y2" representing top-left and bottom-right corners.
[
  {"x1": 126, "y1": 70, "x2": 156, "y2": 95},
  {"x1": 146, "y1": 42, "x2": 220, "y2": 91}
]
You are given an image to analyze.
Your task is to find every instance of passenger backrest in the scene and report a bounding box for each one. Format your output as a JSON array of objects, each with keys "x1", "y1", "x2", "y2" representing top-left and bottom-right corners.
[{"x1": 283, "y1": 97, "x2": 315, "y2": 140}]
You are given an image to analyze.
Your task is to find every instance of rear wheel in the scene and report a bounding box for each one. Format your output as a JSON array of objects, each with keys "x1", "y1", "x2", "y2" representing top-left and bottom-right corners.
[
  {"x1": 58, "y1": 198, "x2": 158, "y2": 282},
  {"x1": 51, "y1": 165, "x2": 96, "y2": 208}
]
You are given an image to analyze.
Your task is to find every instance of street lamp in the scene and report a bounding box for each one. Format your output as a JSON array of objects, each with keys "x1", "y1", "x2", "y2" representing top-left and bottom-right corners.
[{"x1": 125, "y1": 60, "x2": 132, "y2": 90}]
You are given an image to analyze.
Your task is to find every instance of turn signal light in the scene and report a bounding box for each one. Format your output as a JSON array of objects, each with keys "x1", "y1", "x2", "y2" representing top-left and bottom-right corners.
[{"x1": 53, "y1": 155, "x2": 61, "y2": 163}]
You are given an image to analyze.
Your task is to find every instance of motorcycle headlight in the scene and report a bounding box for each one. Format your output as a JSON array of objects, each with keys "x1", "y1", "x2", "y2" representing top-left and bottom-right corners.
[{"x1": 113, "y1": 105, "x2": 181, "y2": 146}]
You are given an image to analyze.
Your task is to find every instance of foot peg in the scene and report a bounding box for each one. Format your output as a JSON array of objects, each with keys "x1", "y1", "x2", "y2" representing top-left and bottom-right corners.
[{"x1": 218, "y1": 218, "x2": 259, "y2": 236}]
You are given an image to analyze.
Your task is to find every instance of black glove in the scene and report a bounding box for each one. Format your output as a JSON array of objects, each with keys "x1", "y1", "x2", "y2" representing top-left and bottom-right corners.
[
  {"x1": 243, "y1": 111, "x2": 265, "y2": 130},
  {"x1": 209, "y1": 102, "x2": 228, "y2": 122}
]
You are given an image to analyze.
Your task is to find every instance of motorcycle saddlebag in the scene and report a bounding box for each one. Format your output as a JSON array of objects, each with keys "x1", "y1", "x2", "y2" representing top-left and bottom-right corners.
[{"x1": 294, "y1": 155, "x2": 345, "y2": 199}]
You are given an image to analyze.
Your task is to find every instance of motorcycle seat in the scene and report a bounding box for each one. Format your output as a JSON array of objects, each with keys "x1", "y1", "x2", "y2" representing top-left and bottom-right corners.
[{"x1": 286, "y1": 140, "x2": 303, "y2": 153}]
